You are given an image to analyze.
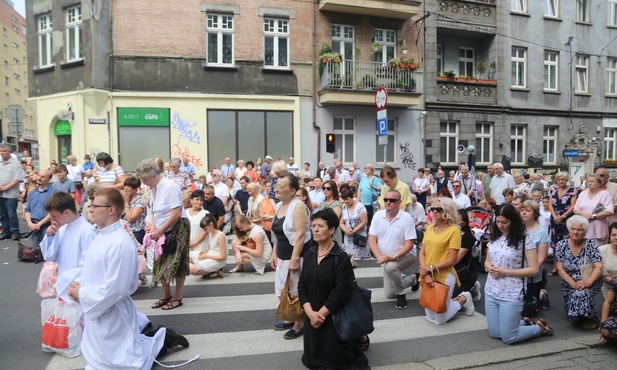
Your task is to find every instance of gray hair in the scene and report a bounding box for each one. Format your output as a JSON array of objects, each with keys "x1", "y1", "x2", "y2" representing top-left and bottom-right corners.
[
  {"x1": 0, "y1": 142, "x2": 13, "y2": 152},
  {"x1": 566, "y1": 215, "x2": 590, "y2": 232},
  {"x1": 493, "y1": 162, "x2": 504, "y2": 170},
  {"x1": 555, "y1": 171, "x2": 569, "y2": 181},
  {"x1": 587, "y1": 174, "x2": 602, "y2": 183},
  {"x1": 203, "y1": 184, "x2": 214, "y2": 192},
  {"x1": 271, "y1": 160, "x2": 287, "y2": 175},
  {"x1": 135, "y1": 159, "x2": 161, "y2": 179},
  {"x1": 169, "y1": 157, "x2": 182, "y2": 167}
]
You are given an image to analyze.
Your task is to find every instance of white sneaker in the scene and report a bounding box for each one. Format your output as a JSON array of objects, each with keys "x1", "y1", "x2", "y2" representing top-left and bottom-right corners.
[
  {"x1": 472, "y1": 281, "x2": 482, "y2": 302},
  {"x1": 459, "y1": 291, "x2": 475, "y2": 316}
]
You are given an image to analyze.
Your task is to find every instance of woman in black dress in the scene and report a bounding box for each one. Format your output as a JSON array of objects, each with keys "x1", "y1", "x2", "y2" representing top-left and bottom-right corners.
[{"x1": 298, "y1": 208, "x2": 369, "y2": 369}]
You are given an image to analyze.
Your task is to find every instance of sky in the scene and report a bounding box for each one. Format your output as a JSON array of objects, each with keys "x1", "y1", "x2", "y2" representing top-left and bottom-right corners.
[{"x1": 12, "y1": 0, "x2": 26, "y2": 18}]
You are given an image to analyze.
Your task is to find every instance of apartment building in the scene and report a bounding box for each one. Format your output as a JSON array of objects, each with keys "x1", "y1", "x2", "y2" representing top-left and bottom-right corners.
[
  {"x1": 423, "y1": 0, "x2": 617, "y2": 181},
  {"x1": 0, "y1": 0, "x2": 36, "y2": 156}
]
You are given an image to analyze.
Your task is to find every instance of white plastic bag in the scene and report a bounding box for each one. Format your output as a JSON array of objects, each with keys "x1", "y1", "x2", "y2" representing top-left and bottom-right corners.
[
  {"x1": 37, "y1": 262, "x2": 58, "y2": 298},
  {"x1": 41, "y1": 298, "x2": 83, "y2": 358}
]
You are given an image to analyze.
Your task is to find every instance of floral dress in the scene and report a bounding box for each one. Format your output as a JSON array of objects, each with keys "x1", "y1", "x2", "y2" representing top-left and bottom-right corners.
[
  {"x1": 554, "y1": 238, "x2": 602, "y2": 325},
  {"x1": 599, "y1": 277, "x2": 617, "y2": 335},
  {"x1": 342, "y1": 202, "x2": 370, "y2": 260},
  {"x1": 550, "y1": 186, "x2": 579, "y2": 249},
  {"x1": 319, "y1": 200, "x2": 343, "y2": 248}
]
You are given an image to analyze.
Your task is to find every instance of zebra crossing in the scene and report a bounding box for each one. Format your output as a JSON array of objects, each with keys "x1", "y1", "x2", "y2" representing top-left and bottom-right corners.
[{"x1": 44, "y1": 252, "x2": 492, "y2": 370}]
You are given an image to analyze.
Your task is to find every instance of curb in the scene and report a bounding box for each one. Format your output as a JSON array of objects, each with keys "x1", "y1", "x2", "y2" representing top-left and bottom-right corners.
[{"x1": 372, "y1": 334, "x2": 603, "y2": 370}]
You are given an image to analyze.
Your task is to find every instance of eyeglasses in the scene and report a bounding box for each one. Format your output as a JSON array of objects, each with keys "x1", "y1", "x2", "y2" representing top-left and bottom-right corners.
[
  {"x1": 430, "y1": 207, "x2": 444, "y2": 213},
  {"x1": 88, "y1": 197, "x2": 94, "y2": 201},
  {"x1": 599, "y1": 174, "x2": 606, "y2": 178},
  {"x1": 90, "y1": 204, "x2": 113, "y2": 209},
  {"x1": 383, "y1": 198, "x2": 400, "y2": 203},
  {"x1": 452, "y1": 185, "x2": 460, "y2": 188},
  {"x1": 323, "y1": 187, "x2": 332, "y2": 190}
]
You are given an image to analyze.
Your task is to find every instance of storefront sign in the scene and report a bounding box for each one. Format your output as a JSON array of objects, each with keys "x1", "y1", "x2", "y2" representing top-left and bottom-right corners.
[
  {"x1": 54, "y1": 120, "x2": 72, "y2": 136},
  {"x1": 89, "y1": 118, "x2": 107, "y2": 125},
  {"x1": 56, "y1": 110, "x2": 74, "y2": 121},
  {"x1": 117, "y1": 108, "x2": 169, "y2": 127},
  {"x1": 563, "y1": 149, "x2": 579, "y2": 157}
]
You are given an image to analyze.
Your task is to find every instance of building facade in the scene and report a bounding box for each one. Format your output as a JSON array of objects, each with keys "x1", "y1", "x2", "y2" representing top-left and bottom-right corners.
[
  {"x1": 424, "y1": 0, "x2": 617, "y2": 183},
  {"x1": 1, "y1": 0, "x2": 36, "y2": 156}
]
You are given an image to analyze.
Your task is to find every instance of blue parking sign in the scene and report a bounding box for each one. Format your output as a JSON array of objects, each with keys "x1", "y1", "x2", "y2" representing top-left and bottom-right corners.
[{"x1": 377, "y1": 118, "x2": 388, "y2": 136}]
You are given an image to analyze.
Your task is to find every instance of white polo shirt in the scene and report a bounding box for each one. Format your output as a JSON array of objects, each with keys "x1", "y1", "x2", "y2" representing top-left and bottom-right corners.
[{"x1": 369, "y1": 209, "x2": 417, "y2": 257}]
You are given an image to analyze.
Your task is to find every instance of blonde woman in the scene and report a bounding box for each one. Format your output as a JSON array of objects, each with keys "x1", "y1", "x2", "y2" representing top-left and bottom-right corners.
[
  {"x1": 229, "y1": 215, "x2": 272, "y2": 275},
  {"x1": 235, "y1": 160, "x2": 247, "y2": 180},
  {"x1": 418, "y1": 197, "x2": 474, "y2": 324}
]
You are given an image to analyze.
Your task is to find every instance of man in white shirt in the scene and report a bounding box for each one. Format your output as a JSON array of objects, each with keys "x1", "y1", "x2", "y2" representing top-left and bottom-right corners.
[
  {"x1": 369, "y1": 190, "x2": 418, "y2": 310},
  {"x1": 409, "y1": 193, "x2": 427, "y2": 244},
  {"x1": 315, "y1": 162, "x2": 327, "y2": 179},
  {"x1": 286, "y1": 157, "x2": 300, "y2": 176},
  {"x1": 308, "y1": 177, "x2": 326, "y2": 212},
  {"x1": 451, "y1": 181, "x2": 472, "y2": 209},
  {"x1": 211, "y1": 169, "x2": 229, "y2": 204},
  {"x1": 68, "y1": 188, "x2": 190, "y2": 369},
  {"x1": 490, "y1": 162, "x2": 514, "y2": 205},
  {"x1": 334, "y1": 159, "x2": 350, "y2": 185},
  {"x1": 456, "y1": 165, "x2": 476, "y2": 204}
]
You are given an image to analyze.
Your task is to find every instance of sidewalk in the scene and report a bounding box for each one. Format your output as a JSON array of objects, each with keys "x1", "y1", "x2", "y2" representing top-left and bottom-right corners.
[{"x1": 373, "y1": 335, "x2": 617, "y2": 370}]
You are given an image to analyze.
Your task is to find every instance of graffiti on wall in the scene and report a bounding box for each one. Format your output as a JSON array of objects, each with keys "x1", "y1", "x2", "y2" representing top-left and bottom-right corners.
[
  {"x1": 172, "y1": 141, "x2": 203, "y2": 170},
  {"x1": 171, "y1": 113, "x2": 201, "y2": 144},
  {"x1": 399, "y1": 142, "x2": 416, "y2": 169}
]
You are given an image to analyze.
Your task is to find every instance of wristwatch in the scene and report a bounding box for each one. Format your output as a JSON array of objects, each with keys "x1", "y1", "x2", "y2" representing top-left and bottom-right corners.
[
  {"x1": 394, "y1": 254, "x2": 399, "y2": 261},
  {"x1": 592, "y1": 213, "x2": 596, "y2": 220}
]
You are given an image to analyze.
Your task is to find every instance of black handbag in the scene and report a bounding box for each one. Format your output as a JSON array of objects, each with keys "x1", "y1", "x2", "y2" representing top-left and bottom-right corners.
[
  {"x1": 331, "y1": 255, "x2": 374, "y2": 341},
  {"x1": 520, "y1": 235, "x2": 539, "y2": 317},
  {"x1": 455, "y1": 264, "x2": 471, "y2": 282},
  {"x1": 352, "y1": 233, "x2": 367, "y2": 246},
  {"x1": 162, "y1": 223, "x2": 180, "y2": 255},
  {"x1": 74, "y1": 181, "x2": 84, "y2": 189}
]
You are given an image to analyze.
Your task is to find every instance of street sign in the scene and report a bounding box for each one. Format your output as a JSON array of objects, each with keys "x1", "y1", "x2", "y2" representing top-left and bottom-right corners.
[
  {"x1": 377, "y1": 118, "x2": 388, "y2": 136},
  {"x1": 563, "y1": 149, "x2": 579, "y2": 157},
  {"x1": 375, "y1": 87, "x2": 388, "y2": 110}
]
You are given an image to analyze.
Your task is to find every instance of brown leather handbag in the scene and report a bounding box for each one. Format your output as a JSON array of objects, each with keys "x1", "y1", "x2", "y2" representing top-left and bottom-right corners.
[
  {"x1": 419, "y1": 268, "x2": 449, "y2": 313},
  {"x1": 276, "y1": 270, "x2": 305, "y2": 321}
]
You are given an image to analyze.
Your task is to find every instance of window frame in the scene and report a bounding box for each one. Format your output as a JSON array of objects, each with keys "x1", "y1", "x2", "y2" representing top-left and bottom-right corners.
[
  {"x1": 436, "y1": 44, "x2": 443, "y2": 75},
  {"x1": 458, "y1": 47, "x2": 475, "y2": 77},
  {"x1": 608, "y1": 57, "x2": 617, "y2": 95},
  {"x1": 544, "y1": 50, "x2": 559, "y2": 91},
  {"x1": 510, "y1": 125, "x2": 527, "y2": 165},
  {"x1": 206, "y1": 14, "x2": 234, "y2": 66},
  {"x1": 543, "y1": 126, "x2": 558, "y2": 164},
  {"x1": 333, "y1": 116, "x2": 356, "y2": 166},
  {"x1": 475, "y1": 123, "x2": 493, "y2": 165},
  {"x1": 575, "y1": 54, "x2": 590, "y2": 94},
  {"x1": 374, "y1": 28, "x2": 396, "y2": 65},
  {"x1": 263, "y1": 18, "x2": 289, "y2": 69},
  {"x1": 65, "y1": 5, "x2": 82, "y2": 62},
  {"x1": 544, "y1": 0, "x2": 560, "y2": 18},
  {"x1": 511, "y1": 0, "x2": 527, "y2": 13},
  {"x1": 375, "y1": 118, "x2": 398, "y2": 165},
  {"x1": 440, "y1": 121, "x2": 459, "y2": 165},
  {"x1": 511, "y1": 47, "x2": 527, "y2": 88},
  {"x1": 37, "y1": 14, "x2": 53, "y2": 68},
  {"x1": 576, "y1": 0, "x2": 590, "y2": 23},
  {"x1": 610, "y1": 0, "x2": 617, "y2": 27},
  {"x1": 605, "y1": 128, "x2": 617, "y2": 160}
]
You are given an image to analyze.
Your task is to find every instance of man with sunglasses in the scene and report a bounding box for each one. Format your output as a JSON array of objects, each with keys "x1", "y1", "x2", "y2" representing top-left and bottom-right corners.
[
  {"x1": 369, "y1": 190, "x2": 418, "y2": 309},
  {"x1": 451, "y1": 181, "x2": 471, "y2": 209},
  {"x1": 596, "y1": 167, "x2": 617, "y2": 225}
]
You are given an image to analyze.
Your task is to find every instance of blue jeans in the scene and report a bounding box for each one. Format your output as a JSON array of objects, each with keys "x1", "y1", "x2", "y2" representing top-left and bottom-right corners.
[
  {"x1": 485, "y1": 293, "x2": 540, "y2": 344},
  {"x1": 0, "y1": 197, "x2": 19, "y2": 236},
  {"x1": 29, "y1": 223, "x2": 50, "y2": 248}
]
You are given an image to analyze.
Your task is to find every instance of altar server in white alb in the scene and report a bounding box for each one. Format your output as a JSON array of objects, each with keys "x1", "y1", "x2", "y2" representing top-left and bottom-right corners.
[{"x1": 68, "y1": 187, "x2": 191, "y2": 369}]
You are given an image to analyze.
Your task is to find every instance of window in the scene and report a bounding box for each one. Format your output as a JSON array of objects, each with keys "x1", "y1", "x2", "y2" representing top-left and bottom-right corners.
[
  {"x1": 543, "y1": 126, "x2": 558, "y2": 164},
  {"x1": 264, "y1": 18, "x2": 289, "y2": 68},
  {"x1": 206, "y1": 14, "x2": 233, "y2": 65},
  {"x1": 65, "y1": 6, "x2": 82, "y2": 61},
  {"x1": 331, "y1": 24, "x2": 354, "y2": 64},
  {"x1": 37, "y1": 14, "x2": 53, "y2": 67},
  {"x1": 13, "y1": 73, "x2": 19, "y2": 81},
  {"x1": 4, "y1": 77, "x2": 8, "y2": 86},
  {"x1": 3, "y1": 60, "x2": 7, "y2": 69},
  {"x1": 11, "y1": 16, "x2": 17, "y2": 22},
  {"x1": 12, "y1": 26, "x2": 18, "y2": 32},
  {"x1": 609, "y1": 58, "x2": 617, "y2": 95},
  {"x1": 25, "y1": 129, "x2": 34, "y2": 137},
  {"x1": 512, "y1": 0, "x2": 527, "y2": 12},
  {"x1": 436, "y1": 44, "x2": 443, "y2": 74},
  {"x1": 440, "y1": 121, "x2": 458, "y2": 165},
  {"x1": 475, "y1": 123, "x2": 493, "y2": 165},
  {"x1": 544, "y1": 51, "x2": 559, "y2": 91},
  {"x1": 611, "y1": 0, "x2": 617, "y2": 26},
  {"x1": 14, "y1": 88, "x2": 20, "y2": 96},
  {"x1": 2, "y1": 44, "x2": 6, "y2": 52},
  {"x1": 333, "y1": 117, "x2": 355, "y2": 164},
  {"x1": 375, "y1": 119, "x2": 397, "y2": 164},
  {"x1": 510, "y1": 125, "x2": 526, "y2": 165},
  {"x1": 605, "y1": 128, "x2": 617, "y2": 160},
  {"x1": 575, "y1": 54, "x2": 589, "y2": 93},
  {"x1": 545, "y1": 0, "x2": 559, "y2": 17},
  {"x1": 4, "y1": 93, "x2": 8, "y2": 102},
  {"x1": 577, "y1": 0, "x2": 590, "y2": 22},
  {"x1": 511, "y1": 47, "x2": 527, "y2": 88},
  {"x1": 374, "y1": 29, "x2": 395, "y2": 64},
  {"x1": 12, "y1": 42, "x2": 17, "y2": 49},
  {"x1": 2, "y1": 28, "x2": 6, "y2": 36},
  {"x1": 459, "y1": 47, "x2": 474, "y2": 77}
]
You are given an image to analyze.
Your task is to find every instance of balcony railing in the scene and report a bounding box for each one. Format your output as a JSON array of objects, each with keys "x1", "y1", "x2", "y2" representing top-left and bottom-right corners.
[
  {"x1": 436, "y1": 0, "x2": 497, "y2": 31},
  {"x1": 321, "y1": 60, "x2": 422, "y2": 94},
  {"x1": 319, "y1": 0, "x2": 421, "y2": 20},
  {"x1": 436, "y1": 76, "x2": 497, "y2": 104}
]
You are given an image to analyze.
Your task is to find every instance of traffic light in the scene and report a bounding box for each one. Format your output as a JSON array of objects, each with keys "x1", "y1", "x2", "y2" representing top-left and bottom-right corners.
[{"x1": 326, "y1": 133, "x2": 335, "y2": 153}]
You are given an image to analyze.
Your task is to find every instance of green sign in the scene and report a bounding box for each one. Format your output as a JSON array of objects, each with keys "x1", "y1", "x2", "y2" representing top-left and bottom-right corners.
[
  {"x1": 117, "y1": 107, "x2": 169, "y2": 127},
  {"x1": 54, "y1": 120, "x2": 72, "y2": 136}
]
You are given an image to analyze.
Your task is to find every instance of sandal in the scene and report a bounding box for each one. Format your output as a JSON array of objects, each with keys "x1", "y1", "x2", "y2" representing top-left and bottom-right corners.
[
  {"x1": 161, "y1": 299, "x2": 183, "y2": 310},
  {"x1": 522, "y1": 317, "x2": 534, "y2": 326},
  {"x1": 151, "y1": 297, "x2": 172, "y2": 309},
  {"x1": 359, "y1": 335, "x2": 370, "y2": 351},
  {"x1": 547, "y1": 270, "x2": 558, "y2": 277},
  {"x1": 216, "y1": 268, "x2": 224, "y2": 278},
  {"x1": 536, "y1": 318, "x2": 554, "y2": 336}
]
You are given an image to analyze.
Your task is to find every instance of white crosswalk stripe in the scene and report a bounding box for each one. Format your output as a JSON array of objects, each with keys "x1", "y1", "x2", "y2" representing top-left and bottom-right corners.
[{"x1": 44, "y1": 257, "x2": 488, "y2": 370}]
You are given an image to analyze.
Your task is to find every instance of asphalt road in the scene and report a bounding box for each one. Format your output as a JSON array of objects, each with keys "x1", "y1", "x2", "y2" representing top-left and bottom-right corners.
[{"x1": 1, "y1": 226, "x2": 612, "y2": 370}]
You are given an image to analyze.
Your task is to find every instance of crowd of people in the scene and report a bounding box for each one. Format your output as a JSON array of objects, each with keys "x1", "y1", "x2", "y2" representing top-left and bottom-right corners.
[{"x1": 9, "y1": 145, "x2": 617, "y2": 368}]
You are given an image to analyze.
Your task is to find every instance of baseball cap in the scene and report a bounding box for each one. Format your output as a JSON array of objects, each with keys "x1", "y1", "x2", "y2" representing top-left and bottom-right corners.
[{"x1": 265, "y1": 155, "x2": 273, "y2": 160}]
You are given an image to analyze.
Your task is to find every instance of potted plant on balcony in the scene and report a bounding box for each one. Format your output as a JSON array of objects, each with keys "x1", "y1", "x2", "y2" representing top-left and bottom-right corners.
[
  {"x1": 321, "y1": 52, "x2": 342, "y2": 64},
  {"x1": 401, "y1": 45, "x2": 408, "y2": 55},
  {"x1": 388, "y1": 58, "x2": 401, "y2": 69},
  {"x1": 371, "y1": 41, "x2": 383, "y2": 53},
  {"x1": 475, "y1": 60, "x2": 487, "y2": 80},
  {"x1": 443, "y1": 70, "x2": 456, "y2": 79},
  {"x1": 402, "y1": 58, "x2": 417, "y2": 71},
  {"x1": 605, "y1": 158, "x2": 617, "y2": 166}
]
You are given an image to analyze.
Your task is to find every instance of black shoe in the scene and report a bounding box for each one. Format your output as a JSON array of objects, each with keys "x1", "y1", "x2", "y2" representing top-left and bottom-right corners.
[
  {"x1": 0, "y1": 234, "x2": 10, "y2": 240},
  {"x1": 396, "y1": 294, "x2": 407, "y2": 309},
  {"x1": 164, "y1": 327, "x2": 189, "y2": 349},
  {"x1": 411, "y1": 273, "x2": 420, "y2": 292},
  {"x1": 10, "y1": 235, "x2": 19, "y2": 241}
]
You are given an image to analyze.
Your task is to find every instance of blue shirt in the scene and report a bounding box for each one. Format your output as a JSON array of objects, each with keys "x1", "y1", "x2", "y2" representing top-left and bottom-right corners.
[
  {"x1": 25, "y1": 185, "x2": 58, "y2": 222},
  {"x1": 221, "y1": 164, "x2": 235, "y2": 178},
  {"x1": 53, "y1": 178, "x2": 76, "y2": 193},
  {"x1": 179, "y1": 163, "x2": 195, "y2": 175},
  {"x1": 83, "y1": 161, "x2": 95, "y2": 171}
]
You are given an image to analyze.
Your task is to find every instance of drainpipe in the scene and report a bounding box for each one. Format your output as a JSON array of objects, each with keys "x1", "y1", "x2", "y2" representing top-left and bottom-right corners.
[{"x1": 312, "y1": 0, "x2": 321, "y2": 163}]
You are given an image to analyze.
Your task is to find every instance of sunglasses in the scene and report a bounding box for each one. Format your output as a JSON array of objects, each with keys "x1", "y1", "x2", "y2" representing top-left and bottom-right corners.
[
  {"x1": 383, "y1": 198, "x2": 400, "y2": 203},
  {"x1": 323, "y1": 187, "x2": 332, "y2": 190},
  {"x1": 430, "y1": 207, "x2": 444, "y2": 213},
  {"x1": 452, "y1": 185, "x2": 460, "y2": 188}
]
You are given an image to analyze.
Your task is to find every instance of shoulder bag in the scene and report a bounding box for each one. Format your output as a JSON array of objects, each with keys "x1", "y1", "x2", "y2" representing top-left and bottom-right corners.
[
  {"x1": 419, "y1": 266, "x2": 449, "y2": 313},
  {"x1": 520, "y1": 235, "x2": 539, "y2": 317},
  {"x1": 346, "y1": 206, "x2": 367, "y2": 246},
  {"x1": 259, "y1": 198, "x2": 275, "y2": 232},
  {"x1": 580, "y1": 240, "x2": 596, "y2": 281},
  {"x1": 276, "y1": 270, "x2": 305, "y2": 322},
  {"x1": 330, "y1": 255, "x2": 374, "y2": 341}
]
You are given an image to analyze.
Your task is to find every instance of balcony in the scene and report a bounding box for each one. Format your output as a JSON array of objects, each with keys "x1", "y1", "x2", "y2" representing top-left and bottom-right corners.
[
  {"x1": 319, "y1": 0, "x2": 420, "y2": 20},
  {"x1": 436, "y1": 76, "x2": 497, "y2": 105},
  {"x1": 319, "y1": 60, "x2": 422, "y2": 107},
  {"x1": 436, "y1": 0, "x2": 497, "y2": 33}
]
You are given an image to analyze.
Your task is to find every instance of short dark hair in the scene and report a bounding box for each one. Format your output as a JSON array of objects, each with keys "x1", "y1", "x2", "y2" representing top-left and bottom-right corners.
[
  {"x1": 246, "y1": 161, "x2": 255, "y2": 168},
  {"x1": 56, "y1": 164, "x2": 68, "y2": 174},
  {"x1": 190, "y1": 190, "x2": 204, "y2": 200},
  {"x1": 95, "y1": 187, "x2": 124, "y2": 217},
  {"x1": 311, "y1": 208, "x2": 339, "y2": 230},
  {"x1": 95, "y1": 152, "x2": 114, "y2": 165},
  {"x1": 282, "y1": 173, "x2": 300, "y2": 192},
  {"x1": 45, "y1": 192, "x2": 77, "y2": 214},
  {"x1": 240, "y1": 176, "x2": 250, "y2": 183},
  {"x1": 123, "y1": 176, "x2": 141, "y2": 189},
  {"x1": 380, "y1": 165, "x2": 397, "y2": 180}
]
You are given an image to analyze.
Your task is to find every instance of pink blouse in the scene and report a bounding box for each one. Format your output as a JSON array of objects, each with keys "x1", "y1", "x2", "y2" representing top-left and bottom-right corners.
[{"x1": 574, "y1": 189, "x2": 614, "y2": 239}]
